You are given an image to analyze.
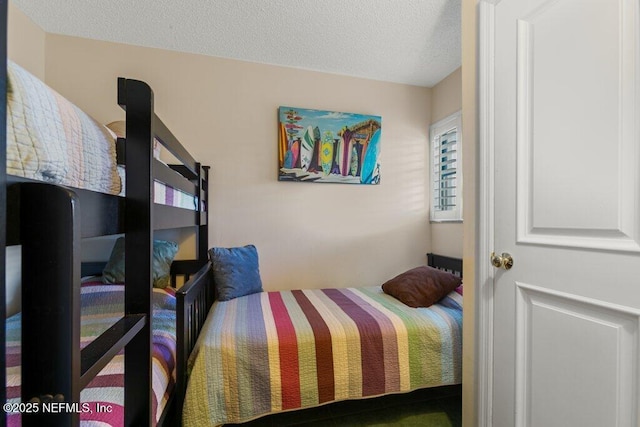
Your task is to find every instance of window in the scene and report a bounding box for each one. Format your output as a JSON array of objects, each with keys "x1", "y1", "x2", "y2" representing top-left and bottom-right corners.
[{"x1": 430, "y1": 111, "x2": 462, "y2": 222}]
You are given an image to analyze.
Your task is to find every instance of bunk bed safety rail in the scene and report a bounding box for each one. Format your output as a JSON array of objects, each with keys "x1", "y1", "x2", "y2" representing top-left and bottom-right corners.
[
  {"x1": 117, "y1": 77, "x2": 209, "y2": 233},
  {"x1": 174, "y1": 261, "x2": 214, "y2": 416},
  {"x1": 117, "y1": 78, "x2": 197, "y2": 179}
]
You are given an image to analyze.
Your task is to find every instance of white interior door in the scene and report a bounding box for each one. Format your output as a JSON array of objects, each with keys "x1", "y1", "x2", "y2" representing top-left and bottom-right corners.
[{"x1": 489, "y1": 0, "x2": 640, "y2": 426}]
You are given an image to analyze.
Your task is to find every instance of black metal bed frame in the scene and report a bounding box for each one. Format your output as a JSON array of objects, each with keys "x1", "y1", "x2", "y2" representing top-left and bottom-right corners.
[{"x1": 1, "y1": 20, "x2": 215, "y2": 425}]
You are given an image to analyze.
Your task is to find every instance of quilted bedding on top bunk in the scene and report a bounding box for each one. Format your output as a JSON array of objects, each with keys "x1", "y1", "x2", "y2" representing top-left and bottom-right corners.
[
  {"x1": 182, "y1": 285, "x2": 463, "y2": 426},
  {"x1": 6, "y1": 280, "x2": 177, "y2": 426},
  {"x1": 7, "y1": 60, "x2": 121, "y2": 194},
  {"x1": 6, "y1": 60, "x2": 198, "y2": 211}
]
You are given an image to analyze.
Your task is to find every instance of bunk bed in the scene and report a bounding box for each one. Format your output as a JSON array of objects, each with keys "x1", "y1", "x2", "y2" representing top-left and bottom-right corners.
[
  {"x1": 3, "y1": 53, "x2": 213, "y2": 426},
  {"x1": 182, "y1": 253, "x2": 463, "y2": 426}
]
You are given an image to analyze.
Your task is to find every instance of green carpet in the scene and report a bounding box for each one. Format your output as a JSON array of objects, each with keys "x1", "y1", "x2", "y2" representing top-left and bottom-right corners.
[
  {"x1": 227, "y1": 386, "x2": 461, "y2": 427},
  {"x1": 301, "y1": 396, "x2": 461, "y2": 426}
]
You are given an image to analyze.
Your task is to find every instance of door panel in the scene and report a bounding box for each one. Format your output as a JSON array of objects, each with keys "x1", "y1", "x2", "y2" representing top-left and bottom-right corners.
[
  {"x1": 516, "y1": 283, "x2": 639, "y2": 427},
  {"x1": 491, "y1": 0, "x2": 640, "y2": 426},
  {"x1": 515, "y1": 0, "x2": 640, "y2": 252}
]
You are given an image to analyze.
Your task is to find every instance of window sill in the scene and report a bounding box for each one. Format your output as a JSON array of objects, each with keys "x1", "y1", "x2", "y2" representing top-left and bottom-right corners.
[{"x1": 430, "y1": 219, "x2": 463, "y2": 224}]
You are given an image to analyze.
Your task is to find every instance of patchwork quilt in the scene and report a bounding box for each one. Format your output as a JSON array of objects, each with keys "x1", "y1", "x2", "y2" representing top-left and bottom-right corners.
[
  {"x1": 7, "y1": 61, "x2": 121, "y2": 194},
  {"x1": 183, "y1": 286, "x2": 462, "y2": 426},
  {"x1": 6, "y1": 281, "x2": 177, "y2": 426}
]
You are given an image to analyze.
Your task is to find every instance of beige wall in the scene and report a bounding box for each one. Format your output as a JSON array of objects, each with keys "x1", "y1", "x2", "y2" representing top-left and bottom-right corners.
[
  {"x1": 461, "y1": 0, "x2": 478, "y2": 425},
  {"x1": 7, "y1": 1, "x2": 45, "y2": 79},
  {"x1": 430, "y1": 68, "x2": 463, "y2": 259},
  {"x1": 432, "y1": 67, "x2": 462, "y2": 123},
  {"x1": 43, "y1": 34, "x2": 433, "y2": 292}
]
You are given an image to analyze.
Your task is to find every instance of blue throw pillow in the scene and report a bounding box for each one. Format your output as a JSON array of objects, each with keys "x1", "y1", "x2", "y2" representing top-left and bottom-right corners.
[
  {"x1": 209, "y1": 245, "x2": 263, "y2": 301},
  {"x1": 102, "y1": 237, "x2": 179, "y2": 288}
]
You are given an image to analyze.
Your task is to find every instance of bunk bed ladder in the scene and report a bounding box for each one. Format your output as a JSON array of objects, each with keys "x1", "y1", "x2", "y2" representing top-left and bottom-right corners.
[
  {"x1": 18, "y1": 181, "x2": 149, "y2": 427},
  {"x1": 17, "y1": 79, "x2": 156, "y2": 426}
]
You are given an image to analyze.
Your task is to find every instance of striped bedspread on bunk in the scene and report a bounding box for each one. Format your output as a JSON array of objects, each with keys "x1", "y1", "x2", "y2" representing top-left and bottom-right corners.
[
  {"x1": 104, "y1": 122, "x2": 200, "y2": 211},
  {"x1": 154, "y1": 181, "x2": 198, "y2": 210},
  {"x1": 7, "y1": 60, "x2": 121, "y2": 195},
  {"x1": 6, "y1": 280, "x2": 177, "y2": 426},
  {"x1": 116, "y1": 166, "x2": 199, "y2": 210},
  {"x1": 182, "y1": 285, "x2": 463, "y2": 426}
]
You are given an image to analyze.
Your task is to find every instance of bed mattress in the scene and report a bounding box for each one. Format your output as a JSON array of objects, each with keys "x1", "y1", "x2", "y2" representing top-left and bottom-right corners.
[
  {"x1": 183, "y1": 285, "x2": 463, "y2": 426},
  {"x1": 6, "y1": 280, "x2": 177, "y2": 426}
]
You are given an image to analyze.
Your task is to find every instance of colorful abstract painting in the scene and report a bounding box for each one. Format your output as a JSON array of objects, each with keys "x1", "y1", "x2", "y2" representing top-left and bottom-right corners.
[{"x1": 278, "y1": 107, "x2": 382, "y2": 184}]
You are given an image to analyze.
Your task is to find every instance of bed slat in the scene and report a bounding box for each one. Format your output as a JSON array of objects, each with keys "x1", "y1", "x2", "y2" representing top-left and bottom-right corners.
[
  {"x1": 154, "y1": 203, "x2": 198, "y2": 230},
  {"x1": 152, "y1": 115, "x2": 198, "y2": 177},
  {"x1": 154, "y1": 159, "x2": 197, "y2": 195},
  {"x1": 79, "y1": 314, "x2": 146, "y2": 389}
]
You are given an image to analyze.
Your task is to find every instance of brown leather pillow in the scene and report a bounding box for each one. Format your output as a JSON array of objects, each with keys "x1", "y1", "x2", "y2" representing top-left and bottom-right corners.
[{"x1": 382, "y1": 266, "x2": 462, "y2": 308}]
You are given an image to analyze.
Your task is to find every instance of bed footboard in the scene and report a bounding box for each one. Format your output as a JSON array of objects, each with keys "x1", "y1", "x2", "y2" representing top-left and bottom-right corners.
[{"x1": 173, "y1": 261, "x2": 214, "y2": 416}]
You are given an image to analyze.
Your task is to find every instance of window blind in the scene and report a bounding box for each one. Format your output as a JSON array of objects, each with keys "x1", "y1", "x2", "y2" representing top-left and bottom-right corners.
[
  {"x1": 429, "y1": 111, "x2": 462, "y2": 222},
  {"x1": 433, "y1": 128, "x2": 458, "y2": 212}
]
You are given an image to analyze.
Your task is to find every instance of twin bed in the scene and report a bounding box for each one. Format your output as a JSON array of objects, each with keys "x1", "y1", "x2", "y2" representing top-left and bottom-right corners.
[
  {"x1": 183, "y1": 280, "x2": 462, "y2": 426},
  {"x1": 2, "y1": 24, "x2": 463, "y2": 427}
]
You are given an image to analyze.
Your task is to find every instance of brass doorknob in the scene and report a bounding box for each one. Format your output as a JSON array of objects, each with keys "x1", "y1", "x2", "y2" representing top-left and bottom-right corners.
[{"x1": 490, "y1": 252, "x2": 513, "y2": 270}]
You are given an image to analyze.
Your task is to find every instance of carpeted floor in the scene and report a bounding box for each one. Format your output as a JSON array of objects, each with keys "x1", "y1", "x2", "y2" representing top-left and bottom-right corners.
[{"x1": 227, "y1": 386, "x2": 462, "y2": 427}]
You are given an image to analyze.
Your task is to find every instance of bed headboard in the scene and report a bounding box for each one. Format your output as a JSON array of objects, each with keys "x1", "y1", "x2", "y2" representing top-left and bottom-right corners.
[{"x1": 427, "y1": 253, "x2": 463, "y2": 279}]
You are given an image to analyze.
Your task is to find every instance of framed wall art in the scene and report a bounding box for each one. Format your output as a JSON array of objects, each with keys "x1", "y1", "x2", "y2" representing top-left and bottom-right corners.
[{"x1": 278, "y1": 107, "x2": 381, "y2": 184}]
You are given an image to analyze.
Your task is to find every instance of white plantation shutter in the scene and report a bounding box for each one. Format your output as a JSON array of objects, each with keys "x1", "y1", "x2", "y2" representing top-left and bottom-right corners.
[{"x1": 430, "y1": 112, "x2": 462, "y2": 222}]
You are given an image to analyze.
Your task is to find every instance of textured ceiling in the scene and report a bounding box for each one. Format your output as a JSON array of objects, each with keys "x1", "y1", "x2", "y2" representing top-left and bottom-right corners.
[{"x1": 13, "y1": 0, "x2": 461, "y2": 87}]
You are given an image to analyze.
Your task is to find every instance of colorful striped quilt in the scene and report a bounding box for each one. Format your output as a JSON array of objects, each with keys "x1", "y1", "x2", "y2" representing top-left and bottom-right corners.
[
  {"x1": 6, "y1": 280, "x2": 177, "y2": 426},
  {"x1": 182, "y1": 286, "x2": 462, "y2": 426},
  {"x1": 7, "y1": 61, "x2": 121, "y2": 194}
]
